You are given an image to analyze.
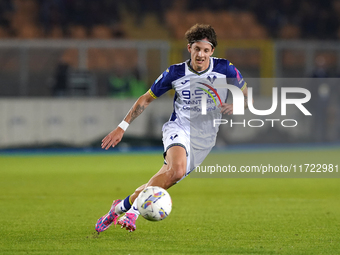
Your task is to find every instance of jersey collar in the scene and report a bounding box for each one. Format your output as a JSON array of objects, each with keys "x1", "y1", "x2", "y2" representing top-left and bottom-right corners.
[{"x1": 187, "y1": 58, "x2": 212, "y2": 75}]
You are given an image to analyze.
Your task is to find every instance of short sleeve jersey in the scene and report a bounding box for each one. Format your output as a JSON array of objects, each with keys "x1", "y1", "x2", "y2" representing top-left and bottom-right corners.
[{"x1": 149, "y1": 57, "x2": 246, "y2": 149}]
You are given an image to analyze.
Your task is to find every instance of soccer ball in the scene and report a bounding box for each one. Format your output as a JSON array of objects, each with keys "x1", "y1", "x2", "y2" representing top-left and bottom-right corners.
[{"x1": 137, "y1": 186, "x2": 172, "y2": 221}]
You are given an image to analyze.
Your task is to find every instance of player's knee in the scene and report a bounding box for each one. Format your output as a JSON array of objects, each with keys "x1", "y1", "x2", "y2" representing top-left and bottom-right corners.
[
  {"x1": 169, "y1": 161, "x2": 186, "y2": 182},
  {"x1": 135, "y1": 184, "x2": 146, "y2": 193}
]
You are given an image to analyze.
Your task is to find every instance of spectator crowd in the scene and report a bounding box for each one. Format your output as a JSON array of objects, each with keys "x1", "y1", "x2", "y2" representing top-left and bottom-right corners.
[{"x1": 0, "y1": 0, "x2": 339, "y2": 39}]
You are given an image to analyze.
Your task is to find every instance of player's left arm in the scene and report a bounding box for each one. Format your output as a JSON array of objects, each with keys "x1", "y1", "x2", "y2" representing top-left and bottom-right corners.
[{"x1": 220, "y1": 85, "x2": 251, "y2": 115}]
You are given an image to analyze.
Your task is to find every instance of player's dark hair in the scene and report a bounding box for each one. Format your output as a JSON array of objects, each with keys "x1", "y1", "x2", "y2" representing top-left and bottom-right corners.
[{"x1": 185, "y1": 24, "x2": 217, "y2": 49}]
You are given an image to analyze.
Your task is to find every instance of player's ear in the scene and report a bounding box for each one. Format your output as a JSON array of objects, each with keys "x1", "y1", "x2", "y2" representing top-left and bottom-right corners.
[
  {"x1": 187, "y1": 44, "x2": 191, "y2": 53},
  {"x1": 210, "y1": 47, "x2": 215, "y2": 56}
]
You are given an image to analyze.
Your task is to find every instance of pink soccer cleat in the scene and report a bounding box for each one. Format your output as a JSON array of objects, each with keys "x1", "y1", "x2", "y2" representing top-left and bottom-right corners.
[
  {"x1": 118, "y1": 213, "x2": 137, "y2": 232},
  {"x1": 95, "y1": 199, "x2": 121, "y2": 233}
]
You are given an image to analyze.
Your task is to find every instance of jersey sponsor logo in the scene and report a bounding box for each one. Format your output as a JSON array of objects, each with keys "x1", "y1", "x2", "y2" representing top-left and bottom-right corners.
[
  {"x1": 181, "y1": 81, "x2": 221, "y2": 113},
  {"x1": 182, "y1": 105, "x2": 201, "y2": 112},
  {"x1": 182, "y1": 105, "x2": 216, "y2": 112},
  {"x1": 181, "y1": 80, "x2": 190, "y2": 85},
  {"x1": 197, "y1": 82, "x2": 223, "y2": 107}
]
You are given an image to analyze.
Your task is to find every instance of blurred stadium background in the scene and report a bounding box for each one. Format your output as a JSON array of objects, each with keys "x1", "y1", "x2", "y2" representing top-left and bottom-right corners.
[{"x1": 0, "y1": 0, "x2": 340, "y2": 150}]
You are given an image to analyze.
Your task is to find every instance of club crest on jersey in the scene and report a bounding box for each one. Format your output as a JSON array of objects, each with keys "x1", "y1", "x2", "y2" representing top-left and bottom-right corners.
[
  {"x1": 170, "y1": 134, "x2": 178, "y2": 141},
  {"x1": 207, "y1": 75, "x2": 217, "y2": 84}
]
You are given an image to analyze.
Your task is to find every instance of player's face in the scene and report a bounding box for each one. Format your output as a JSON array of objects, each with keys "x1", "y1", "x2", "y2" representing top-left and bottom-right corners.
[{"x1": 187, "y1": 39, "x2": 214, "y2": 72}]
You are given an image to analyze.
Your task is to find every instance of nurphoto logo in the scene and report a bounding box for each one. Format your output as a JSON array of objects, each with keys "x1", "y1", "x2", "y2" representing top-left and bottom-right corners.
[{"x1": 199, "y1": 83, "x2": 312, "y2": 128}]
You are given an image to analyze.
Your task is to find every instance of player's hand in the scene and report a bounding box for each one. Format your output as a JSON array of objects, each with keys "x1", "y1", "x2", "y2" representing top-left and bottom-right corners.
[
  {"x1": 101, "y1": 127, "x2": 125, "y2": 150},
  {"x1": 220, "y1": 103, "x2": 233, "y2": 115}
]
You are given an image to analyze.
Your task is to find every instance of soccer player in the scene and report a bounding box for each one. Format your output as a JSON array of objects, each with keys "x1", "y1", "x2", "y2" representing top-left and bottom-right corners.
[{"x1": 95, "y1": 24, "x2": 249, "y2": 232}]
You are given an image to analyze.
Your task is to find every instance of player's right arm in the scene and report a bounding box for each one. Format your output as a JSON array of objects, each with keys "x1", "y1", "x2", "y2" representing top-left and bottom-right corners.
[
  {"x1": 101, "y1": 91, "x2": 155, "y2": 150},
  {"x1": 102, "y1": 66, "x2": 173, "y2": 150}
]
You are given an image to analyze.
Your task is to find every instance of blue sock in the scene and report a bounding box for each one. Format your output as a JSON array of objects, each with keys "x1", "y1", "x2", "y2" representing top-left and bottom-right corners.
[
  {"x1": 115, "y1": 195, "x2": 133, "y2": 214},
  {"x1": 126, "y1": 198, "x2": 140, "y2": 216},
  {"x1": 123, "y1": 195, "x2": 132, "y2": 211}
]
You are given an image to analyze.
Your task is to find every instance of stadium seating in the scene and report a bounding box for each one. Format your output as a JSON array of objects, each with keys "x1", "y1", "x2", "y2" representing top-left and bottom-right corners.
[
  {"x1": 165, "y1": 10, "x2": 268, "y2": 40},
  {"x1": 279, "y1": 24, "x2": 301, "y2": 39},
  {"x1": 91, "y1": 25, "x2": 112, "y2": 39},
  {"x1": 0, "y1": 26, "x2": 9, "y2": 38},
  {"x1": 0, "y1": 0, "x2": 338, "y2": 40},
  {"x1": 69, "y1": 25, "x2": 87, "y2": 39}
]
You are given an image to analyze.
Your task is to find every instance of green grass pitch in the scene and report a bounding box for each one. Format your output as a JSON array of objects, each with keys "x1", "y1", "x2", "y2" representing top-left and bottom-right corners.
[{"x1": 0, "y1": 148, "x2": 339, "y2": 254}]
